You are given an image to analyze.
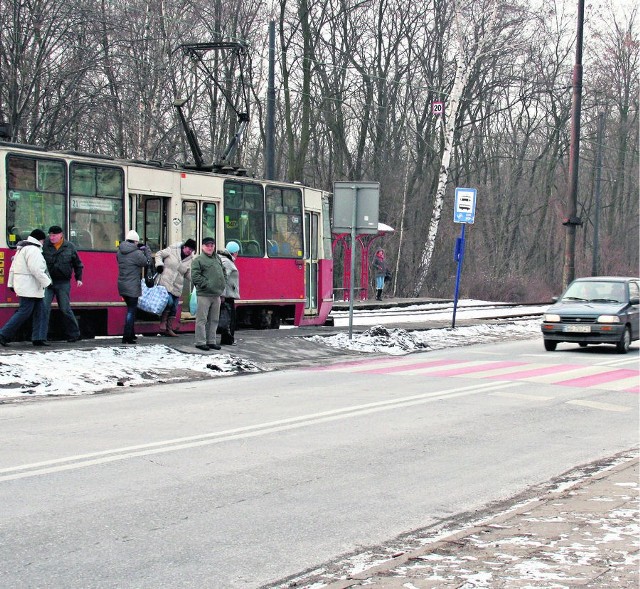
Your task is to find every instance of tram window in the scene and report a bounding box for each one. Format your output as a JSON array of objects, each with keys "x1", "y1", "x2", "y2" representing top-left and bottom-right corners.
[
  {"x1": 224, "y1": 181, "x2": 265, "y2": 257},
  {"x1": 202, "y1": 202, "x2": 216, "y2": 242},
  {"x1": 135, "y1": 197, "x2": 164, "y2": 252},
  {"x1": 304, "y1": 212, "x2": 319, "y2": 260},
  {"x1": 182, "y1": 201, "x2": 197, "y2": 245},
  {"x1": 6, "y1": 156, "x2": 65, "y2": 246},
  {"x1": 70, "y1": 163, "x2": 124, "y2": 251},
  {"x1": 266, "y1": 186, "x2": 303, "y2": 258}
]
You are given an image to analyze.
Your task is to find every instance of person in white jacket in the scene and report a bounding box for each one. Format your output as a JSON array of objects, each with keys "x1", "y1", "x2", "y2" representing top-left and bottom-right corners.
[
  {"x1": 0, "y1": 229, "x2": 52, "y2": 347},
  {"x1": 153, "y1": 238, "x2": 196, "y2": 336}
]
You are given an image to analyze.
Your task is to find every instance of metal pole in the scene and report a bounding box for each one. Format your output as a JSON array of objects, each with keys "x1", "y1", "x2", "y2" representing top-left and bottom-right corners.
[
  {"x1": 348, "y1": 187, "x2": 357, "y2": 339},
  {"x1": 592, "y1": 112, "x2": 604, "y2": 276},
  {"x1": 265, "y1": 21, "x2": 276, "y2": 180},
  {"x1": 562, "y1": 0, "x2": 585, "y2": 289},
  {"x1": 452, "y1": 223, "x2": 466, "y2": 328}
]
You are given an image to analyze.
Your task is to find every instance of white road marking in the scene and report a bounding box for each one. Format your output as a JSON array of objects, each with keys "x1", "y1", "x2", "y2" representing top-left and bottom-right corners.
[
  {"x1": 0, "y1": 381, "x2": 519, "y2": 482},
  {"x1": 565, "y1": 400, "x2": 631, "y2": 413},
  {"x1": 490, "y1": 392, "x2": 554, "y2": 402}
]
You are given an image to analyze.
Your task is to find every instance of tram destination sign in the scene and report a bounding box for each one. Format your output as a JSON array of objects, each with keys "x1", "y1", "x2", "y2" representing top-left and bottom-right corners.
[{"x1": 332, "y1": 181, "x2": 380, "y2": 234}]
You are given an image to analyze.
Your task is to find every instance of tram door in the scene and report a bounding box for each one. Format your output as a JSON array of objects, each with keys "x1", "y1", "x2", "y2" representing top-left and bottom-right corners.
[
  {"x1": 133, "y1": 195, "x2": 169, "y2": 251},
  {"x1": 180, "y1": 200, "x2": 218, "y2": 314},
  {"x1": 304, "y1": 211, "x2": 320, "y2": 315}
]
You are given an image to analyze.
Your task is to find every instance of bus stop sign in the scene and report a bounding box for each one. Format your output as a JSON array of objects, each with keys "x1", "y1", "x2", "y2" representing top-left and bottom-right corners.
[{"x1": 454, "y1": 187, "x2": 477, "y2": 224}]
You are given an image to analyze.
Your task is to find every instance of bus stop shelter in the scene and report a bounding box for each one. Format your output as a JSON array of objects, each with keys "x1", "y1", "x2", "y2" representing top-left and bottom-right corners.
[{"x1": 332, "y1": 222, "x2": 394, "y2": 301}]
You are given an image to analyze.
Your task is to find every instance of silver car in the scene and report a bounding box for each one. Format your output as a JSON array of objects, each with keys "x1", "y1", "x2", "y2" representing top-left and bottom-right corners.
[{"x1": 541, "y1": 276, "x2": 640, "y2": 353}]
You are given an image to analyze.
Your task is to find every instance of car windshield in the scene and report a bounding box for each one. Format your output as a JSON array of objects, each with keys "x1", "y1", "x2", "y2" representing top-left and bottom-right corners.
[{"x1": 562, "y1": 281, "x2": 626, "y2": 303}]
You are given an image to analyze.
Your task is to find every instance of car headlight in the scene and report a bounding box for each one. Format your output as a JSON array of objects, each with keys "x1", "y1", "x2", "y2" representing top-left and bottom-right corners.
[
  {"x1": 543, "y1": 313, "x2": 561, "y2": 322},
  {"x1": 597, "y1": 315, "x2": 620, "y2": 323}
]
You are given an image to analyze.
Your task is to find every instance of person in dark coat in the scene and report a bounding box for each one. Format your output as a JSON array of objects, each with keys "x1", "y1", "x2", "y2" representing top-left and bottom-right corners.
[
  {"x1": 191, "y1": 237, "x2": 226, "y2": 351},
  {"x1": 218, "y1": 241, "x2": 241, "y2": 345},
  {"x1": 41, "y1": 225, "x2": 84, "y2": 343},
  {"x1": 116, "y1": 230, "x2": 151, "y2": 344}
]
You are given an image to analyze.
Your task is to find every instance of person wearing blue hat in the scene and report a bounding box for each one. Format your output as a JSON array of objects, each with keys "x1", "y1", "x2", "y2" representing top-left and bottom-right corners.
[{"x1": 218, "y1": 241, "x2": 241, "y2": 345}]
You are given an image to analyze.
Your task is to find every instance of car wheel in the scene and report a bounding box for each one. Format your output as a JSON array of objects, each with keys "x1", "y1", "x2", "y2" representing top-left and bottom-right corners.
[
  {"x1": 544, "y1": 340, "x2": 557, "y2": 351},
  {"x1": 578, "y1": 343, "x2": 588, "y2": 348},
  {"x1": 616, "y1": 326, "x2": 631, "y2": 354}
]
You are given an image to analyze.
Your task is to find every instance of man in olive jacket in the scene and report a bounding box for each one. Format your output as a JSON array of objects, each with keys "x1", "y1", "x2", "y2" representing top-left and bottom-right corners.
[
  {"x1": 191, "y1": 237, "x2": 226, "y2": 351},
  {"x1": 41, "y1": 225, "x2": 84, "y2": 342}
]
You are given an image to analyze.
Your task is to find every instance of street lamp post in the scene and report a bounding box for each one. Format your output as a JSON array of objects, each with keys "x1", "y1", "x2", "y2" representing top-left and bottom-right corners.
[{"x1": 562, "y1": 0, "x2": 585, "y2": 289}]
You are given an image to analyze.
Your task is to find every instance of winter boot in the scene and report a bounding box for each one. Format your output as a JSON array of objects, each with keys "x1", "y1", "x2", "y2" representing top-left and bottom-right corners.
[
  {"x1": 165, "y1": 315, "x2": 179, "y2": 337},
  {"x1": 376, "y1": 289, "x2": 383, "y2": 301},
  {"x1": 159, "y1": 310, "x2": 169, "y2": 335}
]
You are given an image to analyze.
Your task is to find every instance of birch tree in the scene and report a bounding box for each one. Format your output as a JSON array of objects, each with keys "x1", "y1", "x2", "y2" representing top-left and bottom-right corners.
[{"x1": 412, "y1": 0, "x2": 502, "y2": 295}]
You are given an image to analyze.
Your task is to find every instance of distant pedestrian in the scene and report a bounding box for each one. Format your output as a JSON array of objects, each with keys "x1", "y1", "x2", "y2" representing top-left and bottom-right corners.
[
  {"x1": 153, "y1": 238, "x2": 197, "y2": 336},
  {"x1": 0, "y1": 229, "x2": 52, "y2": 347},
  {"x1": 219, "y1": 241, "x2": 241, "y2": 345},
  {"x1": 372, "y1": 249, "x2": 388, "y2": 301},
  {"x1": 41, "y1": 225, "x2": 84, "y2": 343},
  {"x1": 116, "y1": 230, "x2": 151, "y2": 344},
  {"x1": 191, "y1": 237, "x2": 226, "y2": 351}
]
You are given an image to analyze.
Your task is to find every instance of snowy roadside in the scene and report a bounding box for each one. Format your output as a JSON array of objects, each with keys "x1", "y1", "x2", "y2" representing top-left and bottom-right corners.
[
  {"x1": 0, "y1": 345, "x2": 261, "y2": 401},
  {"x1": 306, "y1": 318, "x2": 542, "y2": 355},
  {"x1": 0, "y1": 319, "x2": 542, "y2": 401}
]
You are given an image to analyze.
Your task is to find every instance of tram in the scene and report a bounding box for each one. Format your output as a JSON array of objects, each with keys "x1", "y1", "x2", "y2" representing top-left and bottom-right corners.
[{"x1": 0, "y1": 142, "x2": 333, "y2": 339}]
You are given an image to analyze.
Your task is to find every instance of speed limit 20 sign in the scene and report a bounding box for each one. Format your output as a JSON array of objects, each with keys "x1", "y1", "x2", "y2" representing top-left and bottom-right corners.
[{"x1": 432, "y1": 101, "x2": 444, "y2": 116}]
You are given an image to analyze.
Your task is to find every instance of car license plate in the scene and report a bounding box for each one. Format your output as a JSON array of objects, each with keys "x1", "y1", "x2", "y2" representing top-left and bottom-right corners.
[{"x1": 565, "y1": 325, "x2": 591, "y2": 333}]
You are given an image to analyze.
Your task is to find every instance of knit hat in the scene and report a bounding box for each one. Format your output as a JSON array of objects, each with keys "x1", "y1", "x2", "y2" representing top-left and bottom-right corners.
[
  {"x1": 183, "y1": 238, "x2": 197, "y2": 250},
  {"x1": 225, "y1": 241, "x2": 240, "y2": 254},
  {"x1": 48, "y1": 225, "x2": 63, "y2": 234},
  {"x1": 126, "y1": 230, "x2": 140, "y2": 241},
  {"x1": 202, "y1": 237, "x2": 215, "y2": 245},
  {"x1": 30, "y1": 229, "x2": 46, "y2": 241}
]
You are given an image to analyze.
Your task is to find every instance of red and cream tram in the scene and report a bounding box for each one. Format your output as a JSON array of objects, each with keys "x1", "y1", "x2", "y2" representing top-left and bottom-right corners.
[{"x1": 0, "y1": 142, "x2": 333, "y2": 339}]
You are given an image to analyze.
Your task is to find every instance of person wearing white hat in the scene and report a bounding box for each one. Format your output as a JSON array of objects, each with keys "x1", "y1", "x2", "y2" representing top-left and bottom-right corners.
[
  {"x1": 116, "y1": 230, "x2": 150, "y2": 343},
  {"x1": 218, "y1": 241, "x2": 241, "y2": 345}
]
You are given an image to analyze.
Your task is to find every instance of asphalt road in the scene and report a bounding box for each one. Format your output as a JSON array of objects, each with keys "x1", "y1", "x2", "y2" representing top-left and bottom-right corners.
[{"x1": 0, "y1": 338, "x2": 637, "y2": 588}]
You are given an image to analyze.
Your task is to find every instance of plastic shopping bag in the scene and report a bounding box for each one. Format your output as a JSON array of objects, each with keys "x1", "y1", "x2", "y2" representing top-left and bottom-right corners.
[
  {"x1": 189, "y1": 286, "x2": 197, "y2": 315},
  {"x1": 138, "y1": 280, "x2": 171, "y2": 315}
]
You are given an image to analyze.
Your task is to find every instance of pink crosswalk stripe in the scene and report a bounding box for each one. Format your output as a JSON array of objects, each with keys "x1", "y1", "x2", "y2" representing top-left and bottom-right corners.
[
  {"x1": 488, "y1": 364, "x2": 580, "y2": 381},
  {"x1": 556, "y1": 369, "x2": 639, "y2": 388},
  {"x1": 310, "y1": 356, "x2": 401, "y2": 371},
  {"x1": 363, "y1": 359, "x2": 461, "y2": 375},
  {"x1": 426, "y1": 361, "x2": 526, "y2": 378}
]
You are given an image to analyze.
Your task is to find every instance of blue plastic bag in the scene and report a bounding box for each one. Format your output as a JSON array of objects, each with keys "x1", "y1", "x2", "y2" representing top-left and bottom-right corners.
[
  {"x1": 189, "y1": 286, "x2": 197, "y2": 315},
  {"x1": 138, "y1": 280, "x2": 171, "y2": 315}
]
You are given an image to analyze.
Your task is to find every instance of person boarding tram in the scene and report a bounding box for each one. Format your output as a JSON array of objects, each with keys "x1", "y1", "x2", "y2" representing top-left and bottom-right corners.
[{"x1": 153, "y1": 238, "x2": 197, "y2": 336}]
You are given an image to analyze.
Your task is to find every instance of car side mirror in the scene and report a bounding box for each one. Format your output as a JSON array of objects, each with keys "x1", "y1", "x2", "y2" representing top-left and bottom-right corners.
[
  {"x1": 551, "y1": 296, "x2": 558, "y2": 303},
  {"x1": 629, "y1": 297, "x2": 639, "y2": 305}
]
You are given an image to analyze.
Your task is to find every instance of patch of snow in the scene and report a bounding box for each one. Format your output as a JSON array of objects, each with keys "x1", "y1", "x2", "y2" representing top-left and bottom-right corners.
[
  {"x1": 0, "y1": 344, "x2": 262, "y2": 400},
  {"x1": 306, "y1": 320, "x2": 541, "y2": 355}
]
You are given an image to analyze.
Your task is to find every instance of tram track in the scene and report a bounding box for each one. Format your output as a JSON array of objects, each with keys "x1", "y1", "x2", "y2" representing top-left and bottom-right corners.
[{"x1": 329, "y1": 301, "x2": 547, "y2": 325}]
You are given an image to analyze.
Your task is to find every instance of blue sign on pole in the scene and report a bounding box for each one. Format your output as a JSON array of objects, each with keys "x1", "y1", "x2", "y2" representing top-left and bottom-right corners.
[
  {"x1": 454, "y1": 187, "x2": 477, "y2": 224},
  {"x1": 452, "y1": 187, "x2": 477, "y2": 327}
]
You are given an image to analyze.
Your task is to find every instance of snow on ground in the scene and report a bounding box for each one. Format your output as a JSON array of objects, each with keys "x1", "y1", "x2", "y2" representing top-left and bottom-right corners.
[
  {"x1": 306, "y1": 319, "x2": 541, "y2": 355},
  {"x1": 0, "y1": 303, "x2": 543, "y2": 401},
  {"x1": 0, "y1": 344, "x2": 261, "y2": 400}
]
